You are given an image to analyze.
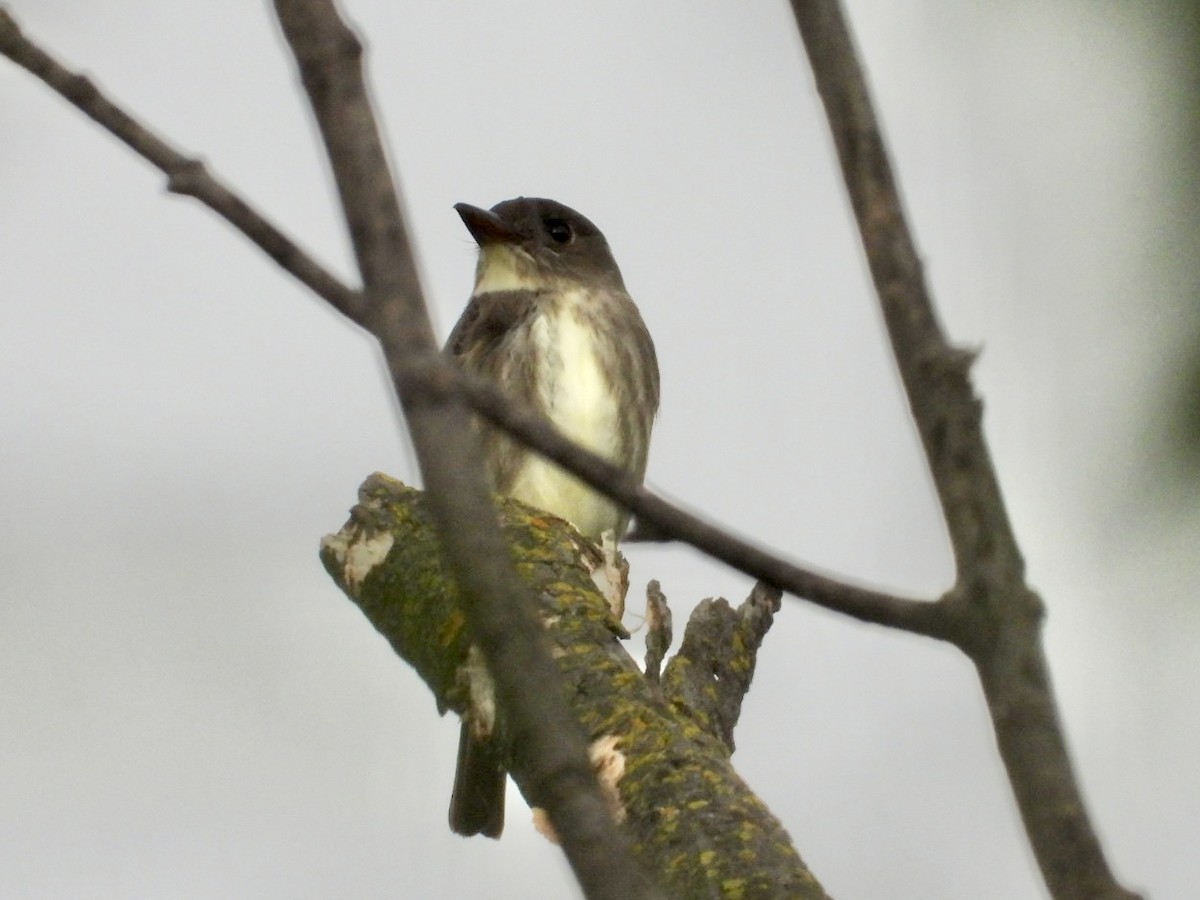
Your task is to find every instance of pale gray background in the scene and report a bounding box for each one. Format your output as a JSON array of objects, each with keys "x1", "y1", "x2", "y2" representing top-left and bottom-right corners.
[{"x1": 2, "y1": 2, "x2": 1196, "y2": 898}]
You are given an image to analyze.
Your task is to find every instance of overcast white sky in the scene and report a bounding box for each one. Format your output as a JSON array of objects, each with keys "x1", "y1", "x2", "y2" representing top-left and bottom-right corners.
[{"x1": 2, "y1": 2, "x2": 1197, "y2": 898}]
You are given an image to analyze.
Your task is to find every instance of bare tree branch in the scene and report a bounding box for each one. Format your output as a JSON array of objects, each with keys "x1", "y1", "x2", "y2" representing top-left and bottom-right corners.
[
  {"x1": 447, "y1": 367, "x2": 956, "y2": 637},
  {"x1": 2, "y1": 5, "x2": 1144, "y2": 895},
  {"x1": 0, "y1": 9, "x2": 364, "y2": 325},
  {"x1": 264, "y1": 3, "x2": 658, "y2": 897},
  {"x1": 0, "y1": 7, "x2": 950, "y2": 644},
  {"x1": 789, "y1": 2, "x2": 1141, "y2": 898}
]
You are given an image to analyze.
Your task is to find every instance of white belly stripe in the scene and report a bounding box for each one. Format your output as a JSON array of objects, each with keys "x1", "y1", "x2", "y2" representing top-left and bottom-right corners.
[{"x1": 508, "y1": 288, "x2": 622, "y2": 537}]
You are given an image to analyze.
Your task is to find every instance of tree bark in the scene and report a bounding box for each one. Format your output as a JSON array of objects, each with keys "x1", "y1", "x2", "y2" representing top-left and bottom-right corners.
[{"x1": 322, "y1": 474, "x2": 828, "y2": 900}]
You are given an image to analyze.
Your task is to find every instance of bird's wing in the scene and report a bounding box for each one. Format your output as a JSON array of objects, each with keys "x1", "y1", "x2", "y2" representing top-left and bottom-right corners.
[{"x1": 445, "y1": 290, "x2": 539, "y2": 361}]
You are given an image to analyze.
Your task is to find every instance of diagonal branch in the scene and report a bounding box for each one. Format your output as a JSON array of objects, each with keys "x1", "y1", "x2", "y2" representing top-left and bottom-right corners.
[
  {"x1": 790, "y1": 1, "x2": 1022, "y2": 590},
  {"x1": 446, "y1": 367, "x2": 956, "y2": 639},
  {"x1": 789, "y1": 2, "x2": 1141, "y2": 898},
  {"x1": 322, "y1": 474, "x2": 828, "y2": 900},
  {"x1": 268, "y1": 3, "x2": 657, "y2": 898},
  {"x1": 0, "y1": 5, "x2": 951, "y2": 644},
  {"x1": 0, "y1": 8, "x2": 363, "y2": 326},
  {"x1": 1, "y1": 4, "x2": 1142, "y2": 897}
]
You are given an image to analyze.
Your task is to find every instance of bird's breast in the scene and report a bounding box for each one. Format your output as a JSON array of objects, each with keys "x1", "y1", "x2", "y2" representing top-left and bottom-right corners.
[
  {"x1": 528, "y1": 289, "x2": 622, "y2": 461},
  {"x1": 504, "y1": 287, "x2": 627, "y2": 537}
]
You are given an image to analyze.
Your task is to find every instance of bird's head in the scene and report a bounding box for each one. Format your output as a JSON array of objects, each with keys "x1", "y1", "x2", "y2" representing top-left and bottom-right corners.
[{"x1": 456, "y1": 197, "x2": 625, "y2": 294}]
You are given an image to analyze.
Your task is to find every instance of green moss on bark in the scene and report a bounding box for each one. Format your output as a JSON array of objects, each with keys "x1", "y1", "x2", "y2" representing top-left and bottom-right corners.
[{"x1": 321, "y1": 473, "x2": 826, "y2": 899}]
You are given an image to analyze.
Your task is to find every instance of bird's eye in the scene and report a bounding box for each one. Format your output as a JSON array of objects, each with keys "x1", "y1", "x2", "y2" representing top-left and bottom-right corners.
[{"x1": 546, "y1": 218, "x2": 573, "y2": 244}]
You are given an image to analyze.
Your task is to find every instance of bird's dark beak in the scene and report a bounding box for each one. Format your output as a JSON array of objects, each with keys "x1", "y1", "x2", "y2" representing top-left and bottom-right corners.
[{"x1": 455, "y1": 203, "x2": 519, "y2": 246}]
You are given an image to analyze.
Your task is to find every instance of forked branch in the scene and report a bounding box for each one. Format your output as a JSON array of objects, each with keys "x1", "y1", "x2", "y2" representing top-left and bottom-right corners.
[
  {"x1": 789, "y1": 3, "x2": 1140, "y2": 897},
  {"x1": 0, "y1": 4, "x2": 1142, "y2": 896}
]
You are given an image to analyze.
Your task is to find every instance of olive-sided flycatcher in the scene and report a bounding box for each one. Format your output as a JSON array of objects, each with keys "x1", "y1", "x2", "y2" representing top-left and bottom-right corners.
[{"x1": 445, "y1": 197, "x2": 659, "y2": 837}]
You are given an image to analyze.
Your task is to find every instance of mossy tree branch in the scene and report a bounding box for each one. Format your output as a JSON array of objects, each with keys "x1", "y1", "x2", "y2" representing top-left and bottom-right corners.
[
  {"x1": 321, "y1": 474, "x2": 828, "y2": 900},
  {"x1": 1, "y1": 5, "x2": 1144, "y2": 896}
]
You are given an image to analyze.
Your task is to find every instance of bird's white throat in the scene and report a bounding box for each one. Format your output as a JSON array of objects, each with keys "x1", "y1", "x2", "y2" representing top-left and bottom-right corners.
[{"x1": 473, "y1": 244, "x2": 541, "y2": 294}]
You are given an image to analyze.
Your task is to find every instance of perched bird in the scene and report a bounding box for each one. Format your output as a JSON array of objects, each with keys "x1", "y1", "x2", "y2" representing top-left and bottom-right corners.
[{"x1": 445, "y1": 197, "x2": 659, "y2": 837}]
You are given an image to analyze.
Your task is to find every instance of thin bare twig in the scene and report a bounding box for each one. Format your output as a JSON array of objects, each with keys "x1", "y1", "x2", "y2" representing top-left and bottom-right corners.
[
  {"x1": 445, "y1": 367, "x2": 957, "y2": 639},
  {"x1": 4, "y1": 6, "x2": 1140, "y2": 894},
  {"x1": 2, "y1": 9, "x2": 649, "y2": 892},
  {"x1": 0, "y1": 8, "x2": 363, "y2": 325},
  {"x1": 789, "y1": 2, "x2": 1140, "y2": 898},
  {"x1": 0, "y1": 6, "x2": 952, "y2": 644}
]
